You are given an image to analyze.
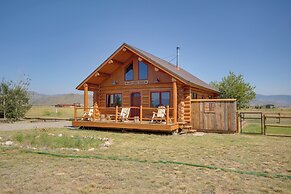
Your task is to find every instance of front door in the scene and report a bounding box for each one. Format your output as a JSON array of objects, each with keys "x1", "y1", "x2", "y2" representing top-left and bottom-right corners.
[{"x1": 130, "y1": 92, "x2": 141, "y2": 117}]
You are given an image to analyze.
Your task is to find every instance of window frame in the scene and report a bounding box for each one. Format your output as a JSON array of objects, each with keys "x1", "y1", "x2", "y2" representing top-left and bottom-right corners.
[
  {"x1": 191, "y1": 92, "x2": 198, "y2": 99},
  {"x1": 106, "y1": 93, "x2": 122, "y2": 107},
  {"x1": 150, "y1": 91, "x2": 171, "y2": 107},
  {"x1": 138, "y1": 61, "x2": 148, "y2": 80},
  {"x1": 124, "y1": 62, "x2": 134, "y2": 81}
]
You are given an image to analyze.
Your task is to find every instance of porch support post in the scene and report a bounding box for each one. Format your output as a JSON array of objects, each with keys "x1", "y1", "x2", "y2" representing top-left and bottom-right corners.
[
  {"x1": 84, "y1": 83, "x2": 88, "y2": 113},
  {"x1": 140, "y1": 105, "x2": 143, "y2": 124},
  {"x1": 172, "y1": 79, "x2": 177, "y2": 124}
]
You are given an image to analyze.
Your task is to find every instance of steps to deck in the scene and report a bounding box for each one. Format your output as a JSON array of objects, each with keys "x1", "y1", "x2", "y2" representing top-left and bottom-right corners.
[{"x1": 178, "y1": 122, "x2": 196, "y2": 133}]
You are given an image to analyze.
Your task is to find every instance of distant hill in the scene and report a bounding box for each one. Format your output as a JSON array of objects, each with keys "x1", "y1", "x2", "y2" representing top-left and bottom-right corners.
[
  {"x1": 251, "y1": 94, "x2": 291, "y2": 107},
  {"x1": 29, "y1": 92, "x2": 93, "y2": 106}
]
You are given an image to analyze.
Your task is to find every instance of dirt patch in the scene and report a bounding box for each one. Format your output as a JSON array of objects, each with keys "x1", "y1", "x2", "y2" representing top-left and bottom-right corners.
[{"x1": 0, "y1": 120, "x2": 72, "y2": 131}]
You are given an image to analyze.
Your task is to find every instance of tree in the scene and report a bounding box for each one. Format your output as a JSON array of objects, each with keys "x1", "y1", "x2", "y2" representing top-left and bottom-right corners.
[
  {"x1": 211, "y1": 72, "x2": 256, "y2": 109},
  {"x1": 0, "y1": 77, "x2": 31, "y2": 121}
]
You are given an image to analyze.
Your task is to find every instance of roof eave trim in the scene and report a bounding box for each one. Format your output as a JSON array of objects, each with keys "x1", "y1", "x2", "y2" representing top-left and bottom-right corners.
[{"x1": 76, "y1": 43, "x2": 127, "y2": 90}]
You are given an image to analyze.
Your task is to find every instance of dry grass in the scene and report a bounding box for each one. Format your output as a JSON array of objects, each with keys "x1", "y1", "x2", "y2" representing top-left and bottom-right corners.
[
  {"x1": 0, "y1": 128, "x2": 290, "y2": 193},
  {"x1": 25, "y1": 106, "x2": 74, "y2": 119}
]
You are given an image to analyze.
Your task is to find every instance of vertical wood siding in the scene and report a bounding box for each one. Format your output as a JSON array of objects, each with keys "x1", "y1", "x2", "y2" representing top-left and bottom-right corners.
[{"x1": 191, "y1": 99, "x2": 237, "y2": 133}]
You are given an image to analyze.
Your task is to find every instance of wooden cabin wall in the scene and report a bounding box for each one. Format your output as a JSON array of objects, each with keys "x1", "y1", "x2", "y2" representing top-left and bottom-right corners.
[
  {"x1": 89, "y1": 52, "x2": 220, "y2": 122},
  {"x1": 94, "y1": 83, "x2": 173, "y2": 117},
  {"x1": 101, "y1": 55, "x2": 173, "y2": 87},
  {"x1": 183, "y1": 86, "x2": 191, "y2": 123}
]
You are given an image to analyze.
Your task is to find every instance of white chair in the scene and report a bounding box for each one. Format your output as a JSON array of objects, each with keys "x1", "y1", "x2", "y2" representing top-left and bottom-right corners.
[
  {"x1": 118, "y1": 108, "x2": 131, "y2": 122},
  {"x1": 151, "y1": 106, "x2": 166, "y2": 123},
  {"x1": 83, "y1": 108, "x2": 94, "y2": 121}
]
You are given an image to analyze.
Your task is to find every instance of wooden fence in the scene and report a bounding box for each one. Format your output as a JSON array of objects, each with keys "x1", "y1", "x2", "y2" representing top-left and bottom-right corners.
[{"x1": 191, "y1": 99, "x2": 237, "y2": 133}]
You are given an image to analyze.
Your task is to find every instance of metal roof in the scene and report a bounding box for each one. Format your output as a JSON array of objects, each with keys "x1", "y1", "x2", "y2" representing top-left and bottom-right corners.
[{"x1": 125, "y1": 43, "x2": 219, "y2": 93}]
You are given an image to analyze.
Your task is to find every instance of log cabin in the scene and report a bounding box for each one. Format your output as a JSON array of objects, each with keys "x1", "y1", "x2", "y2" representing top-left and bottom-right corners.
[{"x1": 72, "y1": 43, "x2": 221, "y2": 132}]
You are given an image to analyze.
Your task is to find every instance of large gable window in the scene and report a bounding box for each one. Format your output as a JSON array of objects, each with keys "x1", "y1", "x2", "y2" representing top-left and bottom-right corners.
[
  {"x1": 151, "y1": 91, "x2": 170, "y2": 107},
  {"x1": 106, "y1": 94, "x2": 122, "y2": 107},
  {"x1": 125, "y1": 63, "x2": 133, "y2": 81},
  {"x1": 138, "y1": 61, "x2": 148, "y2": 80}
]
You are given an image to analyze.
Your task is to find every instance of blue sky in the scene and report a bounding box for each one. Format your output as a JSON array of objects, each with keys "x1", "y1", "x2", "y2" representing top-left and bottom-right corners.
[{"x1": 0, "y1": 0, "x2": 290, "y2": 95}]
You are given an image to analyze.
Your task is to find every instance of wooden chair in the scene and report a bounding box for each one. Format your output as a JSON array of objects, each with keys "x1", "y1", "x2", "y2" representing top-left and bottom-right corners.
[
  {"x1": 82, "y1": 109, "x2": 93, "y2": 121},
  {"x1": 118, "y1": 108, "x2": 131, "y2": 122},
  {"x1": 151, "y1": 106, "x2": 166, "y2": 123}
]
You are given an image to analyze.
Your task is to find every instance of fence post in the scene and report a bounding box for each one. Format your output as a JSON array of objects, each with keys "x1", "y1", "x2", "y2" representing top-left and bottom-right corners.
[
  {"x1": 236, "y1": 112, "x2": 239, "y2": 133},
  {"x1": 260, "y1": 112, "x2": 263, "y2": 134},
  {"x1": 263, "y1": 114, "x2": 266, "y2": 135},
  {"x1": 140, "y1": 105, "x2": 143, "y2": 124},
  {"x1": 240, "y1": 113, "x2": 243, "y2": 134}
]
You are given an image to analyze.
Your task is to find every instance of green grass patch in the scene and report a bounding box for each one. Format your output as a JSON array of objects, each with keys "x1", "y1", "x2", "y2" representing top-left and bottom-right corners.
[
  {"x1": 12, "y1": 131, "x2": 102, "y2": 149},
  {"x1": 241, "y1": 123, "x2": 263, "y2": 134}
]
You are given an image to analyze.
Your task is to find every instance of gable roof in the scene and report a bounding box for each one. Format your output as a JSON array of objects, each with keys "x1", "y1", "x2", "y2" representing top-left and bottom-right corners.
[{"x1": 76, "y1": 43, "x2": 219, "y2": 93}]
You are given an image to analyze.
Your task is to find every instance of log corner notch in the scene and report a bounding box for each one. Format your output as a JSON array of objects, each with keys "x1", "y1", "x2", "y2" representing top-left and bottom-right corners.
[
  {"x1": 84, "y1": 83, "x2": 88, "y2": 113},
  {"x1": 172, "y1": 78, "x2": 177, "y2": 124}
]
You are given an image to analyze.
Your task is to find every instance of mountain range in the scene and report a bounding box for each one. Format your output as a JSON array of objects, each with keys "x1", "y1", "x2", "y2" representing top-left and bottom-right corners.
[
  {"x1": 251, "y1": 94, "x2": 291, "y2": 107},
  {"x1": 29, "y1": 92, "x2": 93, "y2": 106},
  {"x1": 29, "y1": 92, "x2": 291, "y2": 107}
]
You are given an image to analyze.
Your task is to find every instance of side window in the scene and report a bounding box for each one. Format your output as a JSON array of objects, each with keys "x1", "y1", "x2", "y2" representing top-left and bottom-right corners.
[
  {"x1": 125, "y1": 63, "x2": 133, "y2": 81},
  {"x1": 204, "y1": 102, "x2": 215, "y2": 112},
  {"x1": 138, "y1": 61, "x2": 148, "y2": 80},
  {"x1": 106, "y1": 94, "x2": 122, "y2": 107},
  {"x1": 191, "y1": 92, "x2": 197, "y2": 99},
  {"x1": 151, "y1": 91, "x2": 170, "y2": 107}
]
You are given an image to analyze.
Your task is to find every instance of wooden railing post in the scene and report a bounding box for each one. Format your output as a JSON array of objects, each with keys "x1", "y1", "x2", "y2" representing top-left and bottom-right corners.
[
  {"x1": 140, "y1": 105, "x2": 143, "y2": 124},
  {"x1": 74, "y1": 106, "x2": 77, "y2": 121},
  {"x1": 172, "y1": 79, "x2": 177, "y2": 124},
  {"x1": 115, "y1": 106, "x2": 118, "y2": 123},
  {"x1": 92, "y1": 106, "x2": 96, "y2": 121},
  {"x1": 84, "y1": 83, "x2": 89, "y2": 113},
  {"x1": 166, "y1": 106, "x2": 170, "y2": 125}
]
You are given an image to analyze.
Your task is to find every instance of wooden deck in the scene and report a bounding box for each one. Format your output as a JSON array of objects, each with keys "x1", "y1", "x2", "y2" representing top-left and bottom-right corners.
[
  {"x1": 72, "y1": 106, "x2": 179, "y2": 132},
  {"x1": 72, "y1": 120, "x2": 179, "y2": 132}
]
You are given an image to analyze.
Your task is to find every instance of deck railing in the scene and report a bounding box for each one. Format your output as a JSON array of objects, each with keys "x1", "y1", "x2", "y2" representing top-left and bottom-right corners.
[{"x1": 74, "y1": 106, "x2": 175, "y2": 125}]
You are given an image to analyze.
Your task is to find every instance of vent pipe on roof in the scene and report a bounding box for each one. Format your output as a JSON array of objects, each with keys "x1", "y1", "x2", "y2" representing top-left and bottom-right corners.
[{"x1": 176, "y1": 46, "x2": 180, "y2": 70}]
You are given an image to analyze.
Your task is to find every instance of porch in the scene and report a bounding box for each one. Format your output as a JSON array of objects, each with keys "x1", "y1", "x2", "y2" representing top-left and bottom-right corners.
[{"x1": 72, "y1": 106, "x2": 179, "y2": 132}]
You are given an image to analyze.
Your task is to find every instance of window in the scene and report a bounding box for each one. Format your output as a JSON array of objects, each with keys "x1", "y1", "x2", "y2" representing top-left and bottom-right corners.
[
  {"x1": 125, "y1": 63, "x2": 133, "y2": 81},
  {"x1": 204, "y1": 102, "x2": 215, "y2": 112},
  {"x1": 138, "y1": 61, "x2": 148, "y2": 80},
  {"x1": 191, "y1": 92, "x2": 197, "y2": 99},
  {"x1": 106, "y1": 94, "x2": 122, "y2": 107},
  {"x1": 151, "y1": 91, "x2": 170, "y2": 107}
]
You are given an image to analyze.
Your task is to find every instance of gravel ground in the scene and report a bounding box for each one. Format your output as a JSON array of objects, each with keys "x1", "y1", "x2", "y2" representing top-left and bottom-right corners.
[{"x1": 0, "y1": 120, "x2": 72, "y2": 131}]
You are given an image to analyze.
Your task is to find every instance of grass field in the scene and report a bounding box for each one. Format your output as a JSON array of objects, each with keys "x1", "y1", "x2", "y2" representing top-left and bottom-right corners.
[
  {"x1": 240, "y1": 108, "x2": 291, "y2": 135},
  {"x1": 25, "y1": 105, "x2": 74, "y2": 119},
  {"x1": 0, "y1": 128, "x2": 290, "y2": 193}
]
